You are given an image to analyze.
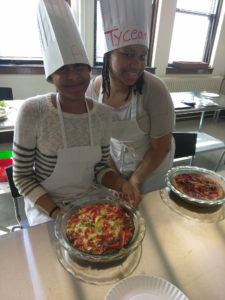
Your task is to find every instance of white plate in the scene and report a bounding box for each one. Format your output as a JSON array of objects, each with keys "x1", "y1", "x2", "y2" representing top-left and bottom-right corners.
[
  {"x1": 201, "y1": 92, "x2": 219, "y2": 98},
  {"x1": 105, "y1": 274, "x2": 189, "y2": 300}
]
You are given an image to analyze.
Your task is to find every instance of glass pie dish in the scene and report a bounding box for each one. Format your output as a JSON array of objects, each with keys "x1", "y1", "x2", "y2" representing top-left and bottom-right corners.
[
  {"x1": 55, "y1": 188, "x2": 146, "y2": 270},
  {"x1": 165, "y1": 166, "x2": 225, "y2": 207}
]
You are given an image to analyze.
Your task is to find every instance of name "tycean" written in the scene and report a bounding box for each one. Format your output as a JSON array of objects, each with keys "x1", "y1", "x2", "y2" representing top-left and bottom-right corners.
[{"x1": 105, "y1": 28, "x2": 147, "y2": 48}]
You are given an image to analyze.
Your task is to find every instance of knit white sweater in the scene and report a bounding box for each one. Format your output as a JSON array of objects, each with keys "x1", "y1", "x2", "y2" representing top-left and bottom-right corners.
[{"x1": 13, "y1": 93, "x2": 112, "y2": 205}]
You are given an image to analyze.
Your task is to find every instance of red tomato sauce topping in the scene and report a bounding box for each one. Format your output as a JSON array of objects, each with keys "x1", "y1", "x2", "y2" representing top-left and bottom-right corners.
[{"x1": 66, "y1": 203, "x2": 134, "y2": 254}]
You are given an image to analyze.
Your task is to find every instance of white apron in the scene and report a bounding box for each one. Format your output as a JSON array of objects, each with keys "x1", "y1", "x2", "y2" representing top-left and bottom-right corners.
[
  {"x1": 25, "y1": 94, "x2": 101, "y2": 226},
  {"x1": 98, "y1": 90, "x2": 175, "y2": 194}
]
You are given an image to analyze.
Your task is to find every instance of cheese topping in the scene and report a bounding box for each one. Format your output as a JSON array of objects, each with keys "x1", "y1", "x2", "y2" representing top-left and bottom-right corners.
[{"x1": 66, "y1": 203, "x2": 134, "y2": 254}]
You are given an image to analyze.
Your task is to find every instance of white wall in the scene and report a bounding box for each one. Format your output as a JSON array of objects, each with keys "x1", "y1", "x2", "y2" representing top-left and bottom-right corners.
[
  {"x1": 0, "y1": 74, "x2": 55, "y2": 100},
  {"x1": 1, "y1": 0, "x2": 225, "y2": 99},
  {"x1": 210, "y1": 0, "x2": 225, "y2": 76}
]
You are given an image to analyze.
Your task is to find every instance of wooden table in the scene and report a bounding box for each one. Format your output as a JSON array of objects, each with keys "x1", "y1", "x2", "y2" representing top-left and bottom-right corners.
[{"x1": 0, "y1": 189, "x2": 225, "y2": 300}]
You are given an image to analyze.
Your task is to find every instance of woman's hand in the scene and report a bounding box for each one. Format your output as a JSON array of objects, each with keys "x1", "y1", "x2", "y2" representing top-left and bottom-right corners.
[
  {"x1": 101, "y1": 171, "x2": 141, "y2": 207},
  {"x1": 129, "y1": 174, "x2": 142, "y2": 193},
  {"x1": 49, "y1": 206, "x2": 61, "y2": 219},
  {"x1": 120, "y1": 180, "x2": 141, "y2": 207}
]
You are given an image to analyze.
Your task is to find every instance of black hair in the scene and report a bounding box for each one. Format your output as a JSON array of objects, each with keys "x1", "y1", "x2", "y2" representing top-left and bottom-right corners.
[{"x1": 102, "y1": 52, "x2": 144, "y2": 101}]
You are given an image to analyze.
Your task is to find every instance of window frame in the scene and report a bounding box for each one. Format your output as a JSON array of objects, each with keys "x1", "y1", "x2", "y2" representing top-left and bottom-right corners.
[
  {"x1": 93, "y1": 0, "x2": 159, "y2": 74},
  {"x1": 166, "y1": 0, "x2": 223, "y2": 74}
]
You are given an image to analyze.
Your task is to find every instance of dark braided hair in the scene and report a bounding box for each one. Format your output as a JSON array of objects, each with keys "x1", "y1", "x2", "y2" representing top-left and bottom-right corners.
[
  {"x1": 102, "y1": 53, "x2": 111, "y2": 99},
  {"x1": 102, "y1": 52, "x2": 144, "y2": 102}
]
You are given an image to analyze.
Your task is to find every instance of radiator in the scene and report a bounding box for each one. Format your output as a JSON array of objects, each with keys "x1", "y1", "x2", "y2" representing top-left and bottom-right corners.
[{"x1": 160, "y1": 75, "x2": 224, "y2": 93}]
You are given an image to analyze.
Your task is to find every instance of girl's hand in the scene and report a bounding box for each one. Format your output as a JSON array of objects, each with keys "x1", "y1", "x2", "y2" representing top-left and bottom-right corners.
[
  {"x1": 51, "y1": 206, "x2": 61, "y2": 219},
  {"x1": 129, "y1": 174, "x2": 142, "y2": 194},
  {"x1": 120, "y1": 180, "x2": 141, "y2": 207}
]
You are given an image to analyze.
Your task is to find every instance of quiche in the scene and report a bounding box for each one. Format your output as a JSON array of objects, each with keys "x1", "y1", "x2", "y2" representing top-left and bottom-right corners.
[
  {"x1": 171, "y1": 173, "x2": 224, "y2": 200},
  {"x1": 66, "y1": 203, "x2": 134, "y2": 254}
]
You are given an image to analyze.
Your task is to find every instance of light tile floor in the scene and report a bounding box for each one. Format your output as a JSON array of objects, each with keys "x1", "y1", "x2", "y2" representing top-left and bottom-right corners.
[{"x1": 0, "y1": 116, "x2": 224, "y2": 235}]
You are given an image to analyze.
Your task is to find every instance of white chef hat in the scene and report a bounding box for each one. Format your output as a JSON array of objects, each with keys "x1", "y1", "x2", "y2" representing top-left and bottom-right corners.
[
  {"x1": 37, "y1": 0, "x2": 90, "y2": 80},
  {"x1": 100, "y1": 0, "x2": 152, "y2": 52}
]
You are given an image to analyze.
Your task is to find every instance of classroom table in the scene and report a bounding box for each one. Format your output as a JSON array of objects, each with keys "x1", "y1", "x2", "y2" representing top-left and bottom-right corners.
[
  {"x1": 0, "y1": 189, "x2": 225, "y2": 300},
  {"x1": 171, "y1": 91, "x2": 225, "y2": 167},
  {"x1": 171, "y1": 91, "x2": 225, "y2": 131},
  {"x1": 1, "y1": 92, "x2": 225, "y2": 133}
]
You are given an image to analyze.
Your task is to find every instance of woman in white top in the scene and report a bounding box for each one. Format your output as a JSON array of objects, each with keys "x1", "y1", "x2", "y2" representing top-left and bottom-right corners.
[
  {"x1": 13, "y1": 0, "x2": 140, "y2": 226},
  {"x1": 86, "y1": 0, "x2": 175, "y2": 195}
]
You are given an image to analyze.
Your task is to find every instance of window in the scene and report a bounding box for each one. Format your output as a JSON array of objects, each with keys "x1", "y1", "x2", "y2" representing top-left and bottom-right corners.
[
  {"x1": 0, "y1": 0, "x2": 71, "y2": 66},
  {"x1": 94, "y1": 0, "x2": 158, "y2": 68},
  {"x1": 169, "y1": 0, "x2": 222, "y2": 64},
  {"x1": 94, "y1": 0, "x2": 107, "y2": 65},
  {"x1": 0, "y1": 0, "x2": 42, "y2": 64}
]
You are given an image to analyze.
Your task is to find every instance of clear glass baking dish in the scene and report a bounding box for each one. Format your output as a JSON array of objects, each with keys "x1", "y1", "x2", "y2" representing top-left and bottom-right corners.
[
  {"x1": 165, "y1": 166, "x2": 225, "y2": 207},
  {"x1": 55, "y1": 189, "x2": 145, "y2": 268}
]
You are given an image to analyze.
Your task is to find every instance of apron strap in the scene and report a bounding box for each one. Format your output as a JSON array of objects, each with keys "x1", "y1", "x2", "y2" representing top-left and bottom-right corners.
[
  {"x1": 56, "y1": 93, "x2": 67, "y2": 148},
  {"x1": 85, "y1": 99, "x2": 94, "y2": 146},
  {"x1": 130, "y1": 92, "x2": 137, "y2": 120},
  {"x1": 98, "y1": 84, "x2": 104, "y2": 104}
]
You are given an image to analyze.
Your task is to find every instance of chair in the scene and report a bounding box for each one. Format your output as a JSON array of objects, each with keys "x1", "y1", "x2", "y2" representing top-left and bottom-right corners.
[
  {"x1": 5, "y1": 165, "x2": 29, "y2": 231},
  {"x1": 0, "y1": 87, "x2": 13, "y2": 100},
  {"x1": 173, "y1": 132, "x2": 225, "y2": 171},
  {"x1": 173, "y1": 132, "x2": 197, "y2": 165}
]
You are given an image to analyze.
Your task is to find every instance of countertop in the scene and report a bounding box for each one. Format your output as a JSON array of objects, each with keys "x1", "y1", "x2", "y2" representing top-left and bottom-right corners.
[{"x1": 0, "y1": 189, "x2": 225, "y2": 300}]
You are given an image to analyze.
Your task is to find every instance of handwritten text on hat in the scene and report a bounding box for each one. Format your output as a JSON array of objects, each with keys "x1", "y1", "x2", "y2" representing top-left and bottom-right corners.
[{"x1": 105, "y1": 28, "x2": 147, "y2": 49}]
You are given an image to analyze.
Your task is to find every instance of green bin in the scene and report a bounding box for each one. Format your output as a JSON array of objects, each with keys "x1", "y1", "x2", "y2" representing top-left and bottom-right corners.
[{"x1": 0, "y1": 151, "x2": 12, "y2": 159}]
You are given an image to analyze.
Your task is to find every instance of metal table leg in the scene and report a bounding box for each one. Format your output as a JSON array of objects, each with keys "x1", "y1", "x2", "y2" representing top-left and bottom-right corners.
[
  {"x1": 215, "y1": 150, "x2": 225, "y2": 172},
  {"x1": 198, "y1": 111, "x2": 205, "y2": 132}
]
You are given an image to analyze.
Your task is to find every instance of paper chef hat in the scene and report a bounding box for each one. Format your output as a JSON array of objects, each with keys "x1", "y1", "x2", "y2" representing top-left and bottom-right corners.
[
  {"x1": 37, "y1": 0, "x2": 90, "y2": 80},
  {"x1": 100, "y1": 0, "x2": 152, "y2": 52}
]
